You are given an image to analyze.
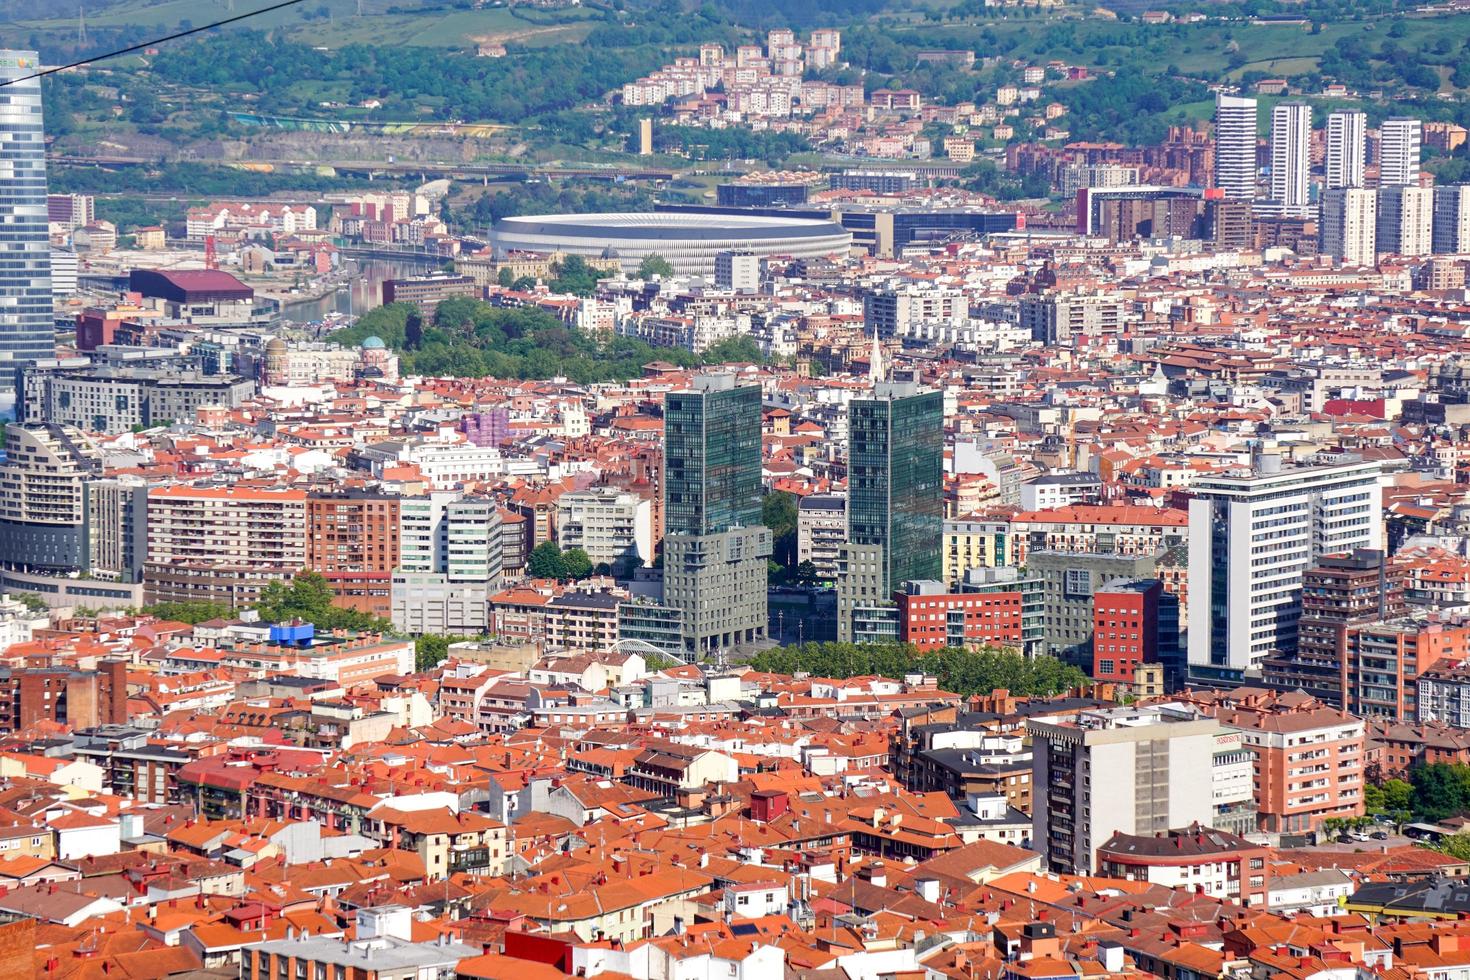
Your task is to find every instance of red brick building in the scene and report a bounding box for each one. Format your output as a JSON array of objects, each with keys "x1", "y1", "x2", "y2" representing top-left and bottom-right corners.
[
  {"x1": 1092, "y1": 578, "x2": 1162, "y2": 684},
  {"x1": 306, "y1": 490, "x2": 401, "y2": 619},
  {"x1": 896, "y1": 583, "x2": 1023, "y2": 650}
]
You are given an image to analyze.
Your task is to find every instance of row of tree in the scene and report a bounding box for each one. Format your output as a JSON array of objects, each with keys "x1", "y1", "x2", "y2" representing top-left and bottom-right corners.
[{"x1": 749, "y1": 642, "x2": 1087, "y2": 698}]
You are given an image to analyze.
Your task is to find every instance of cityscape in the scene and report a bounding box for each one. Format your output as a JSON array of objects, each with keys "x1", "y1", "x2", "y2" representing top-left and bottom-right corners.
[{"x1": 5, "y1": 0, "x2": 1470, "y2": 977}]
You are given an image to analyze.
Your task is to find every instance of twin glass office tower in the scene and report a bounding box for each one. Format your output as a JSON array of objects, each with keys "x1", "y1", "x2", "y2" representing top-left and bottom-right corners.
[
  {"x1": 0, "y1": 51, "x2": 54, "y2": 407},
  {"x1": 662, "y1": 375, "x2": 771, "y2": 657},
  {"x1": 848, "y1": 383, "x2": 944, "y2": 592}
]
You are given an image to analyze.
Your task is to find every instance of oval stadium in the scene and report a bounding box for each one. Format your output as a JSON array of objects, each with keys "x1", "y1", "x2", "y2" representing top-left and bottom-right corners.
[{"x1": 489, "y1": 211, "x2": 853, "y2": 277}]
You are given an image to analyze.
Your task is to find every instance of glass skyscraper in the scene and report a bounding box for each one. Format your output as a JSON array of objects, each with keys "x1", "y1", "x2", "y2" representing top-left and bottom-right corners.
[
  {"x1": 847, "y1": 381, "x2": 943, "y2": 593},
  {"x1": 0, "y1": 51, "x2": 54, "y2": 407},
  {"x1": 661, "y1": 374, "x2": 770, "y2": 657},
  {"x1": 664, "y1": 376, "x2": 762, "y2": 536}
]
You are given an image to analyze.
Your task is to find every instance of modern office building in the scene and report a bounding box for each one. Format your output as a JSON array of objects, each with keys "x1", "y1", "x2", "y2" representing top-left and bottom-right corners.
[
  {"x1": 1376, "y1": 185, "x2": 1434, "y2": 257},
  {"x1": 1187, "y1": 456, "x2": 1382, "y2": 678},
  {"x1": 1325, "y1": 110, "x2": 1367, "y2": 190},
  {"x1": 1029, "y1": 549, "x2": 1163, "y2": 669},
  {"x1": 661, "y1": 374, "x2": 771, "y2": 656},
  {"x1": 0, "y1": 50, "x2": 55, "y2": 407},
  {"x1": 391, "y1": 493, "x2": 502, "y2": 635},
  {"x1": 1433, "y1": 184, "x2": 1470, "y2": 254},
  {"x1": 1379, "y1": 118, "x2": 1422, "y2": 188},
  {"x1": 1076, "y1": 186, "x2": 1205, "y2": 241},
  {"x1": 1213, "y1": 93, "x2": 1258, "y2": 201},
  {"x1": 84, "y1": 476, "x2": 151, "y2": 585},
  {"x1": 1028, "y1": 703, "x2": 1226, "y2": 875},
  {"x1": 1319, "y1": 188, "x2": 1378, "y2": 266},
  {"x1": 0, "y1": 423, "x2": 103, "y2": 574},
  {"x1": 837, "y1": 381, "x2": 943, "y2": 642},
  {"x1": 1268, "y1": 102, "x2": 1311, "y2": 217}
]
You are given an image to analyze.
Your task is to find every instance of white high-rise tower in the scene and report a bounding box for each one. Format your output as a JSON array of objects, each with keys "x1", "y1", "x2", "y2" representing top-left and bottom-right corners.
[
  {"x1": 1379, "y1": 117, "x2": 1422, "y2": 188},
  {"x1": 1213, "y1": 93, "x2": 1258, "y2": 201},
  {"x1": 1325, "y1": 110, "x2": 1366, "y2": 190},
  {"x1": 1269, "y1": 102, "x2": 1311, "y2": 217}
]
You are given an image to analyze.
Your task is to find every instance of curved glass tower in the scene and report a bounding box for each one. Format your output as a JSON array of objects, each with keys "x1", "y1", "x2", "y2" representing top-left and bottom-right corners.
[{"x1": 0, "y1": 51, "x2": 54, "y2": 409}]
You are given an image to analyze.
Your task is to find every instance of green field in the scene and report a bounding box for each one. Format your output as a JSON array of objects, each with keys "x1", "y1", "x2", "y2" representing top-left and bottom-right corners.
[{"x1": 15, "y1": 0, "x2": 605, "y2": 51}]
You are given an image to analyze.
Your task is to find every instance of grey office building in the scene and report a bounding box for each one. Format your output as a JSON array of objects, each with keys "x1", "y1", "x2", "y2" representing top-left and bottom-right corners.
[
  {"x1": 0, "y1": 51, "x2": 54, "y2": 406},
  {"x1": 21, "y1": 361, "x2": 257, "y2": 434},
  {"x1": 662, "y1": 374, "x2": 771, "y2": 657},
  {"x1": 1029, "y1": 549, "x2": 1163, "y2": 669}
]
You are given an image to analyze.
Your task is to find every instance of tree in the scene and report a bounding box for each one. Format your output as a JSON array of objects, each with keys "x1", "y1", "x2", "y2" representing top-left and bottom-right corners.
[
  {"x1": 749, "y1": 642, "x2": 1086, "y2": 698},
  {"x1": 13, "y1": 592, "x2": 49, "y2": 613},
  {"x1": 1366, "y1": 777, "x2": 1414, "y2": 815},
  {"x1": 528, "y1": 541, "x2": 569, "y2": 580},
  {"x1": 563, "y1": 547, "x2": 594, "y2": 581},
  {"x1": 143, "y1": 600, "x2": 235, "y2": 624},
  {"x1": 637, "y1": 253, "x2": 674, "y2": 279},
  {"x1": 1411, "y1": 763, "x2": 1470, "y2": 822},
  {"x1": 497, "y1": 267, "x2": 516, "y2": 288},
  {"x1": 414, "y1": 634, "x2": 475, "y2": 671},
  {"x1": 792, "y1": 560, "x2": 820, "y2": 585},
  {"x1": 549, "y1": 255, "x2": 602, "y2": 297},
  {"x1": 404, "y1": 310, "x2": 424, "y2": 350},
  {"x1": 255, "y1": 571, "x2": 392, "y2": 633},
  {"x1": 762, "y1": 491, "x2": 799, "y2": 569}
]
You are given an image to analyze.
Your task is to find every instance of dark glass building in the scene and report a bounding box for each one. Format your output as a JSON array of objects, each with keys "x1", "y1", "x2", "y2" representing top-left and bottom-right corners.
[
  {"x1": 664, "y1": 376, "x2": 762, "y2": 536},
  {"x1": 847, "y1": 382, "x2": 943, "y2": 593}
]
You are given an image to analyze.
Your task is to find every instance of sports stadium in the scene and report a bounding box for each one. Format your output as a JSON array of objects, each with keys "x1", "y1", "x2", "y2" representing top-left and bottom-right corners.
[{"x1": 488, "y1": 211, "x2": 853, "y2": 277}]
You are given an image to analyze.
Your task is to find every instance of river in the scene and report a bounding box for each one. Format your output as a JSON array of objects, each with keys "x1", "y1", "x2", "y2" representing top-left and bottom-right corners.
[{"x1": 280, "y1": 255, "x2": 443, "y2": 324}]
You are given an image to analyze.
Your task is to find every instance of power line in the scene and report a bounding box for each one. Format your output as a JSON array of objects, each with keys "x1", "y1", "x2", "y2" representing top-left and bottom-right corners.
[{"x1": 0, "y1": 0, "x2": 313, "y2": 89}]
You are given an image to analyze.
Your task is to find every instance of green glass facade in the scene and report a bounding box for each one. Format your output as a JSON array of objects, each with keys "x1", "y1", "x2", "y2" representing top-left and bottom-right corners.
[
  {"x1": 664, "y1": 379, "x2": 762, "y2": 536},
  {"x1": 848, "y1": 385, "x2": 943, "y2": 593}
]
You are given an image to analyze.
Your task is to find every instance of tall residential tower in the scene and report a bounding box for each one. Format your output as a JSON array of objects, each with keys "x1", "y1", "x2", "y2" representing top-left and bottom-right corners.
[
  {"x1": 1325, "y1": 110, "x2": 1366, "y2": 190},
  {"x1": 1213, "y1": 93, "x2": 1258, "y2": 201},
  {"x1": 1268, "y1": 102, "x2": 1311, "y2": 217}
]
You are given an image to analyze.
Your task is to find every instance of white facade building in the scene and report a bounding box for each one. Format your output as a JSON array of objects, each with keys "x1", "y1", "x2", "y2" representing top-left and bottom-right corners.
[
  {"x1": 1379, "y1": 118, "x2": 1422, "y2": 188},
  {"x1": 1320, "y1": 188, "x2": 1378, "y2": 266},
  {"x1": 1325, "y1": 110, "x2": 1366, "y2": 190},
  {"x1": 1213, "y1": 93, "x2": 1258, "y2": 201},
  {"x1": 1028, "y1": 703, "x2": 1222, "y2": 875},
  {"x1": 1376, "y1": 185, "x2": 1434, "y2": 257},
  {"x1": 1187, "y1": 457, "x2": 1382, "y2": 674},
  {"x1": 1269, "y1": 102, "x2": 1311, "y2": 217}
]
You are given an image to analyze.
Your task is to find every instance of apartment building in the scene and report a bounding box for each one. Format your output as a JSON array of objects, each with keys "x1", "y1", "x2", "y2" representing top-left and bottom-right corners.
[
  {"x1": 797, "y1": 493, "x2": 846, "y2": 581},
  {"x1": 1187, "y1": 457, "x2": 1382, "y2": 677},
  {"x1": 306, "y1": 490, "x2": 401, "y2": 619},
  {"x1": 554, "y1": 486, "x2": 654, "y2": 574},
  {"x1": 1207, "y1": 690, "x2": 1365, "y2": 834},
  {"x1": 143, "y1": 485, "x2": 308, "y2": 608},
  {"x1": 1027, "y1": 703, "x2": 1224, "y2": 875},
  {"x1": 1096, "y1": 825, "x2": 1271, "y2": 907},
  {"x1": 0, "y1": 423, "x2": 103, "y2": 574}
]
